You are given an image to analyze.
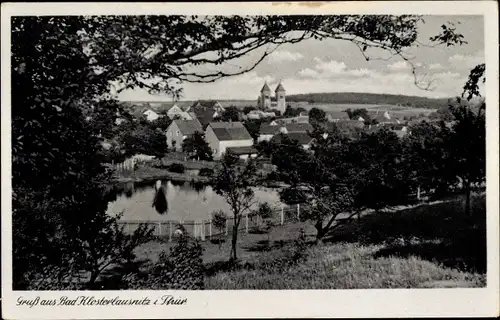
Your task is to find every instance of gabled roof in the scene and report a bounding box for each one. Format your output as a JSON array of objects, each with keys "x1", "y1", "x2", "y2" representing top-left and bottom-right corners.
[
  {"x1": 285, "y1": 122, "x2": 313, "y2": 133},
  {"x1": 192, "y1": 107, "x2": 216, "y2": 129},
  {"x1": 327, "y1": 111, "x2": 350, "y2": 121},
  {"x1": 271, "y1": 132, "x2": 314, "y2": 146},
  {"x1": 192, "y1": 100, "x2": 220, "y2": 109},
  {"x1": 275, "y1": 82, "x2": 286, "y2": 92},
  {"x1": 209, "y1": 122, "x2": 252, "y2": 141},
  {"x1": 260, "y1": 123, "x2": 282, "y2": 135},
  {"x1": 174, "y1": 119, "x2": 203, "y2": 136},
  {"x1": 261, "y1": 82, "x2": 271, "y2": 93}
]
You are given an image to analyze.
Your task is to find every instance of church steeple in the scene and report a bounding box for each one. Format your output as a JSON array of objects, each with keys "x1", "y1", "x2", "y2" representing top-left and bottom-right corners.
[
  {"x1": 275, "y1": 79, "x2": 286, "y2": 93},
  {"x1": 261, "y1": 81, "x2": 271, "y2": 93}
]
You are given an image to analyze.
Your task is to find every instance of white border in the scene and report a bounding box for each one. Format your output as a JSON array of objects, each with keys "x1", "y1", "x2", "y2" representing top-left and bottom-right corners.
[{"x1": 1, "y1": 2, "x2": 499, "y2": 319}]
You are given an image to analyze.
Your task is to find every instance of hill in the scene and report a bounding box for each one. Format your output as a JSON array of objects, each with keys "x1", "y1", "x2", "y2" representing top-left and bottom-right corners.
[{"x1": 286, "y1": 92, "x2": 449, "y2": 109}]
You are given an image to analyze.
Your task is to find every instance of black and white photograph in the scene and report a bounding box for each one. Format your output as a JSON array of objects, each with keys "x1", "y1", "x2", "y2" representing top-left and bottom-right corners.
[{"x1": 2, "y1": 1, "x2": 499, "y2": 319}]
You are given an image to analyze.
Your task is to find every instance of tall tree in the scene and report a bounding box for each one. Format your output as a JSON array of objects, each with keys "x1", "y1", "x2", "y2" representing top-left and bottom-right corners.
[
  {"x1": 212, "y1": 152, "x2": 258, "y2": 261},
  {"x1": 182, "y1": 131, "x2": 213, "y2": 161},
  {"x1": 220, "y1": 106, "x2": 240, "y2": 122},
  {"x1": 309, "y1": 107, "x2": 327, "y2": 123}
]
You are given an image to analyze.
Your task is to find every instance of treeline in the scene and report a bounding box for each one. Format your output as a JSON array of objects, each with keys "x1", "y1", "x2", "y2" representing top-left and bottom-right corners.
[{"x1": 287, "y1": 92, "x2": 449, "y2": 109}]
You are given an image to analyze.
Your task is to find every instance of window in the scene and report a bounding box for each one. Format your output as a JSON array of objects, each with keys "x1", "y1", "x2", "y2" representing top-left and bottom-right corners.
[{"x1": 176, "y1": 130, "x2": 180, "y2": 136}]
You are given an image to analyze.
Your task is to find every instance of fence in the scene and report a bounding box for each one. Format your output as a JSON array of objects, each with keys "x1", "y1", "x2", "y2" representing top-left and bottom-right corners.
[{"x1": 117, "y1": 204, "x2": 304, "y2": 241}]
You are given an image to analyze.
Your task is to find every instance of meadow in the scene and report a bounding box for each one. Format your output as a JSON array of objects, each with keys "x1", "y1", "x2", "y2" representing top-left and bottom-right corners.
[{"x1": 130, "y1": 193, "x2": 486, "y2": 289}]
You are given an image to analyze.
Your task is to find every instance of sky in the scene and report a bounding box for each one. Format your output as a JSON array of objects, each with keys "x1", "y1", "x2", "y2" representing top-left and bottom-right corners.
[{"x1": 116, "y1": 15, "x2": 485, "y2": 102}]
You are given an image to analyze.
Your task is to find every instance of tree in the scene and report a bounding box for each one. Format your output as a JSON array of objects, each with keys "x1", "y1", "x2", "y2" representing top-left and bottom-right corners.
[
  {"x1": 271, "y1": 134, "x2": 356, "y2": 244},
  {"x1": 243, "y1": 118, "x2": 264, "y2": 141},
  {"x1": 309, "y1": 107, "x2": 326, "y2": 123},
  {"x1": 243, "y1": 106, "x2": 256, "y2": 114},
  {"x1": 284, "y1": 106, "x2": 306, "y2": 117},
  {"x1": 212, "y1": 151, "x2": 258, "y2": 261},
  {"x1": 346, "y1": 108, "x2": 370, "y2": 120},
  {"x1": 446, "y1": 97, "x2": 485, "y2": 215},
  {"x1": 211, "y1": 210, "x2": 228, "y2": 248},
  {"x1": 220, "y1": 106, "x2": 240, "y2": 122},
  {"x1": 182, "y1": 131, "x2": 213, "y2": 160}
]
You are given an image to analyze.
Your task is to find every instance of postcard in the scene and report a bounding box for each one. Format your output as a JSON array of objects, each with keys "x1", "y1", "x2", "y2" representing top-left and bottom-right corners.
[{"x1": 1, "y1": 1, "x2": 498, "y2": 319}]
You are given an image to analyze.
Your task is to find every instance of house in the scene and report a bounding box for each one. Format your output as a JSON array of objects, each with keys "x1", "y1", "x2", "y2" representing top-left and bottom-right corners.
[
  {"x1": 244, "y1": 110, "x2": 277, "y2": 120},
  {"x1": 166, "y1": 119, "x2": 203, "y2": 151},
  {"x1": 257, "y1": 122, "x2": 313, "y2": 142},
  {"x1": 334, "y1": 120, "x2": 366, "y2": 132},
  {"x1": 164, "y1": 103, "x2": 193, "y2": 120},
  {"x1": 390, "y1": 124, "x2": 409, "y2": 138},
  {"x1": 276, "y1": 115, "x2": 310, "y2": 124},
  {"x1": 226, "y1": 146, "x2": 259, "y2": 160},
  {"x1": 191, "y1": 107, "x2": 218, "y2": 129},
  {"x1": 205, "y1": 122, "x2": 254, "y2": 159},
  {"x1": 271, "y1": 132, "x2": 315, "y2": 150},
  {"x1": 368, "y1": 110, "x2": 398, "y2": 124},
  {"x1": 327, "y1": 111, "x2": 350, "y2": 122},
  {"x1": 189, "y1": 100, "x2": 225, "y2": 113},
  {"x1": 143, "y1": 109, "x2": 161, "y2": 122}
]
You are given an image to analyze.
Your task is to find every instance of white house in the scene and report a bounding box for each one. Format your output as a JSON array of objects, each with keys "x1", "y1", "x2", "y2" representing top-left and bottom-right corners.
[
  {"x1": 165, "y1": 119, "x2": 203, "y2": 151},
  {"x1": 143, "y1": 109, "x2": 160, "y2": 122},
  {"x1": 257, "y1": 122, "x2": 313, "y2": 142},
  {"x1": 166, "y1": 104, "x2": 193, "y2": 120},
  {"x1": 205, "y1": 122, "x2": 254, "y2": 159}
]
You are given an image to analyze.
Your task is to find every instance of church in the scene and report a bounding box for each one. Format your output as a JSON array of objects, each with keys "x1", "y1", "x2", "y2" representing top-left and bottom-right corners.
[{"x1": 257, "y1": 80, "x2": 287, "y2": 115}]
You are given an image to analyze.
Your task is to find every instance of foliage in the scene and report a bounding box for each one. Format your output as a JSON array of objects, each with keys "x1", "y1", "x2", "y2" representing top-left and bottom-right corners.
[
  {"x1": 308, "y1": 107, "x2": 327, "y2": 123},
  {"x1": 212, "y1": 151, "x2": 258, "y2": 261},
  {"x1": 243, "y1": 118, "x2": 264, "y2": 141},
  {"x1": 128, "y1": 236, "x2": 205, "y2": 290},
  {"x1": 211, "y1": 210, "x2": 228, "y2": 248},
  {"x1": 119, "y1": 120, "x2": 166, "y2": 158},
  {"x1": 220, "y1": 106, "x2": 240, "y2": 122},
  {"x1": 199, "y1": 168, "x2": 215, "y2": 177},
  {"x1": 346, "y1": 108, "x2": 370, "y2": 120},
  {"x1": 182, "y1": 131, "x2": 213, "y2": 161},
  {"x1": 288, "y1": 93, "x2": 449, "y2": 109},
  {"x1": 243, "y1": 106, "x2": 256, "y2": 114},
  {"x1": 169, "y1": 163, "x2": 186, "y2": 174},
  {"x1": 284, "y1": 105, "x2": 307, "y2": 117},
  {"x1": 255, "y1": 202, "x2": 274, "y2": 220},
  {"x1": 462, "y1": 64, "x2": 485, "y2": 100}
]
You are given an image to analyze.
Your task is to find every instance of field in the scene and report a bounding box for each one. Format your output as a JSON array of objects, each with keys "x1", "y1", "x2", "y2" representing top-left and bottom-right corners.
[{"x1": 131, "y1": 193, "x2": 486, "y2": 289}]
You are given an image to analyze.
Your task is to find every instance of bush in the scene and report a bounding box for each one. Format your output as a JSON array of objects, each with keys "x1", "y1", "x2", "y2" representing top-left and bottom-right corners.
[
  {"x1": 169, "y1": 163, "x2": 185, "y2": 173},
  {"x1": 126, "y1": 236, "x2": 204, "y2": 290},
  {"x1": 199, "y1": 168, "x2": 214, "y2": 177}
]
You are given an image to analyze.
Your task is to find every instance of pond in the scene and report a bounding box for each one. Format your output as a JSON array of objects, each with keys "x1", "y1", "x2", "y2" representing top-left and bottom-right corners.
[{"x1": 106, "y1": 179, "x2": 284, "y2": 222}]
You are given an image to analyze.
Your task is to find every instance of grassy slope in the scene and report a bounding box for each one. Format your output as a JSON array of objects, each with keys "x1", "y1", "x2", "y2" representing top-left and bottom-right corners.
[{"x1": 134, "y1": 194, "x2": 486, "y2": 289}]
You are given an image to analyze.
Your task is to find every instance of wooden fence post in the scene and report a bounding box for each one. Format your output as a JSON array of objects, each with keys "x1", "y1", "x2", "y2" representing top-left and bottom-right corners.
[
  {"x1": 245, "y1": 214, "x2": 249, "y2": 234},
  {"x1": 169, "y1": 221, "x2": 173, "y2": 241},
  {"x1": 297, "y1": 204, "x2": 300, "y2": 221},
  {"x1": 158, "y1": 222, "x2": 162, "y2": 237},
  {"x1": 209, "y1": 219, "x2": 212, "y2": 239},
  {"x1": 225, "y1": 219, "x2": 229, "y2": 235},
  {"x1": 280, "y1": 206, "x2": 284, "y2": 225},
  {"x1": 417, "y1": 185, "x2": 421, "y2": 200}
]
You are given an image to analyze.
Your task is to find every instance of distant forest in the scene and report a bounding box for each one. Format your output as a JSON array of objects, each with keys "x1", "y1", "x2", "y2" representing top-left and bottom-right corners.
[{"x1": 286, "y1": 92, "x2": 449, "y2": 109}]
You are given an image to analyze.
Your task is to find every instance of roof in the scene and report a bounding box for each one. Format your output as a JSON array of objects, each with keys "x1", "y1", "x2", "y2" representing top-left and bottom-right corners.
[
  {"x1": 275, "y1": 82, "x2": 286, "y2": 92},
  {"x1": 271, "y1": 132, "x2": 314, "y2": 146},
  {"x1": 209, "y1": 122, "x2": 253, "y2": 141},
  {"x1": 226, "y1": 146, "x2": 258, "y2": 155},
  {"x1": 261, "y1": 82, "x2": 271, "y2": 93},
  {"x1": 327, "y1": 111, "x2": 350, "y2": 121},
  {"x1": 335, "y1": 120, "x2": 365, "y2": 129},
  {"x1": 285, "y1": 122, "x2": 313, "y2": 133},
  {"x1": 192, "y1": 100, "x2": 220, "y2": 109},
  {"x1": 192, "y1": 107, "x2": 216, "y2": 129},
  {"x1": 260, "y1": 123, "x2": 281, "y2": 135},
  {"x1": 174, "y1": 119, "x2": 203, "y2": 136}
]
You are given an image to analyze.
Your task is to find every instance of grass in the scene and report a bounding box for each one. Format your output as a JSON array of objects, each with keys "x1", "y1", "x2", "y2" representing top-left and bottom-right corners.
[{"x1": 132, "y1": 193, "x2": 486, "y2": 289}]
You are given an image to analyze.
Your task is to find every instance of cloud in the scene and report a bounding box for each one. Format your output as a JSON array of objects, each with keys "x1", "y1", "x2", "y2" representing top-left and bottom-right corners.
[
  {"x1": 428, "y1": 63, "x2": 444, "y2": 70},
  {"x1": 268, "y1": 50, "x2": 304, "y2": 63},
  {"x1": 448, "y1": 51, "x2": 485, "y2": 69},
  {"x1": 299, "y1": 58, "x2": 374, "y2": 79},
  {"x1": 387, "y1": 61, "x2": 411, "y2": 71}
]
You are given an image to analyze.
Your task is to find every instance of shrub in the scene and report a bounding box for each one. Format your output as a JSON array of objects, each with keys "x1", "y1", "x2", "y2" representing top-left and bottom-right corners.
[
  {"x1": 199, "y1": 168, "x2": 214, "y2": 177},
  {"x1": 169, "y1": 163, "x2": 185, "y2": 173},
  {"x1": 126, "y1": 236, "x2": 204, "y2": 290},
  {"x1": 211, "y1": 210, "x2": 228, "y2": 248}
]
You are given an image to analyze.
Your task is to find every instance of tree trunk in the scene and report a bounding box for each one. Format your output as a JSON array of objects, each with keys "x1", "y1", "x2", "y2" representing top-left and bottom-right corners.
[
  {"x1": 229, "y1": 223, "x2": 239, "y2": 262},
  {"x1": 464, "y1": 181, "x2": 471, "y2": 216},
  {"x1": 314, "y1": 221, "x2": 326, "y2": 245}
]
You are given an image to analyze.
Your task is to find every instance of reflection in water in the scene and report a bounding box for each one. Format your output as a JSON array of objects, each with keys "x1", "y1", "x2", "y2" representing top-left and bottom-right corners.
[
  {"x1": 152, "y1": 185, "x2": 168, "y2": 215},
  {"x1": 107, "y1": 179, "x2": 282, "y2": 221}
]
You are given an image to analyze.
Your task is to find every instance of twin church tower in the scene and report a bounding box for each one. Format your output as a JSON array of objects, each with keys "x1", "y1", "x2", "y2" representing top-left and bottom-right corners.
[{"x1": 257, "y1": 80, "x2": 287, "y2": 115}]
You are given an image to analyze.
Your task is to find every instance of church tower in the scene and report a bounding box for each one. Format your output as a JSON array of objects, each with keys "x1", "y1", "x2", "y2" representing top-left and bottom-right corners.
[
  {"x1": 275, "y1": 80, "x2": 286, "y2": 115},
  {"x1": 259, "y1": 81, "x2": 271, "y2": 109}
]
